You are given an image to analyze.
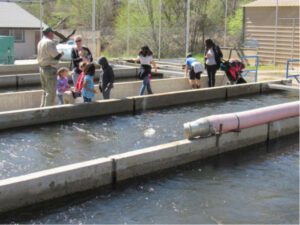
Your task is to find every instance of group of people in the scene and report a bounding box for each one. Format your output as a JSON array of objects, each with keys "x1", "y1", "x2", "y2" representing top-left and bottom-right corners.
[
  {"x1": 37, "y1": 26, "x2": 222, "y2": 107},
  {"x1": 185, "y1": 39, "x2": 223, "y2": 89},
  {"x1": 37, "y1": 27, "x2": 115, "y2": 106}
]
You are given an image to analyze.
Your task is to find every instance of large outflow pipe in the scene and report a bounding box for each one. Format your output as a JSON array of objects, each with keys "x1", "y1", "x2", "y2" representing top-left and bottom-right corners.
[{"x1": 184, "y1": 101, "x2": 300, "y2": 139}]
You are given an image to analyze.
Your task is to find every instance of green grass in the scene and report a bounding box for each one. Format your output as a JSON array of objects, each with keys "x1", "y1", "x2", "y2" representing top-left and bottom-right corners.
[
  {"x1": 192, "y1": 53, "x2": 284, "y2": 71},
  {"x1": 193, "y1": 53, "x2": 205, "y2": 63},
  {"x1": 246, "y1": 64, "x2": 286, "y2": 70}
]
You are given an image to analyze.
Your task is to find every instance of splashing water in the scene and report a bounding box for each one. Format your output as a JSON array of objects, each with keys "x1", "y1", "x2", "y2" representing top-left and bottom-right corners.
[{"x1": 144, "y1": 128, "x2": 156, "y2": 137}]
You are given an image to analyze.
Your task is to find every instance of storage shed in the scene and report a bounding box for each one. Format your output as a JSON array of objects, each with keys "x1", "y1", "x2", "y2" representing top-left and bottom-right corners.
[{"x1": 243, "y1": 0, "x2": 299, "y2": 65}]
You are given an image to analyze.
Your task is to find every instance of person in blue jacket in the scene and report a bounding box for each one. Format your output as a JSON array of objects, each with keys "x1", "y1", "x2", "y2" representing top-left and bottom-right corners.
[{"x1": 185, "y1": 53, "x2": 204, "y2": 89}]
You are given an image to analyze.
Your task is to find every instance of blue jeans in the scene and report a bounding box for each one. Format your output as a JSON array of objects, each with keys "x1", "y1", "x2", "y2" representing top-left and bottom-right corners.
[
  {"x1": 57, "y1": 94, "x2": 64, "y2": 104},
  {"x1": 140, "y1": 76, "x2": 153, "y2": 95},
  {"x1": 83, "y1": 97, "x2": 92, "y2": 102}
]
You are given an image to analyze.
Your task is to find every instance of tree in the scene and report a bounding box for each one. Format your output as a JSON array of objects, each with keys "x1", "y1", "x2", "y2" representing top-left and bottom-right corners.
[{"x1": 18, "y1": 0, "x2": 251, "y2": 57}]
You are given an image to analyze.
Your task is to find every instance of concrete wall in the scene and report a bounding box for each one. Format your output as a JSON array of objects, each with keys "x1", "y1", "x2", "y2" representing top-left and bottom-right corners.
[
  {"x1": 0, "y1": 76, "x2": 227, "y2": 112},
  {"x1": 0, "y1": 99, "x2": 133, "y2": 130},
  {"x1": 0, "y1": 90, "x2": 42, "y2": 110},
  {"x1": 112, "y1": 117, "x2": 299, "y2": 182},
  {"x1": 0, "y1": 80, "x2": 290, "y2": 131},
  {"x1": 133, "y1": 87, "x2": 226, "y2": 111},
  {"x1": 0, "y1": 115, "x2": 298, "y2": 213},
  {"x1": 0, "y1": 158, "x2": 112, "y2": 213},
  {"x1": 0, "y1": 67, "x2": 162, "y2": 87},
  {"x1": 0, "y1": 61, "x2": 70, "y2": 75}
]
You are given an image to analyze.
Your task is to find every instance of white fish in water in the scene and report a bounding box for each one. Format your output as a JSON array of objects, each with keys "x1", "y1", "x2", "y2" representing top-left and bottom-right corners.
[
  {"x1": 144, "y1": 128, "x2": 156, "y2": 137},
  {"x1": 87, "y1": 134, "x2": 99, "y2": 140},
  {"x1": 73, "y1": 126, "x2": 88, "y2": 133}
]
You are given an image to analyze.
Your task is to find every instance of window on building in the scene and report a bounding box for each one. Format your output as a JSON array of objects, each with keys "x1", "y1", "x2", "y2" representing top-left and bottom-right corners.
[
  {"x1": 9, "y1": 29, "x2": 25, "y2": 43},
  {"x1": 0, "y1": 29, "x2": 9, "y2": 36}
]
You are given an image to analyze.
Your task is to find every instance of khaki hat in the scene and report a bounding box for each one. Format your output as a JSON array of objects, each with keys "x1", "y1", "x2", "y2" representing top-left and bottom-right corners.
[{"x1": 42, "y1": 27, "x2": 53, "y2": 35}]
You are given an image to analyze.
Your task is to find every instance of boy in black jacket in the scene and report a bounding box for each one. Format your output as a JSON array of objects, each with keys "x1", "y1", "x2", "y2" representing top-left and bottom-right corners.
[{"x1": 97, "y1": 57, "x2": 115, "y2": 99}]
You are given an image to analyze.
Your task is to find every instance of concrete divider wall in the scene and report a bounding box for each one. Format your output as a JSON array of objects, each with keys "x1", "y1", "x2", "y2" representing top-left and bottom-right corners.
[
  {"x1": 0, "y1": 67, "x2": 139, "y2": 88},
  {"x1": 111, "y1": 137, "x2": 217, "y2": 182},
  {"x1": 0, "y1": 75, "x2": 17, "y2": 87},
  {"x1": 226, "y1": 82, "x2": 261, "y2": 97},
  {"x1": 269, "y1": 117, "x2": 300, "y2": 140},
  {"x1": 106, "y1": 117, "x2": 299, "y2": 183},
  {"x1": 114, "y1": 68, "x2": 138, "y2": 78},
  {"x1": 17, "y1": 74, "x2": 41, "y2": 87},
  {"x1": 0, "y1": 116, "x2": 298, "y2": 213},
  {"x1": 96, "y1": 77, "x2": 192, "y2": 101},
  {"x1": 0, "y1": 158, "x2": 112, "y2": 213},
  {"x1": 226, "y1": 79, "x2": 294, "y2": 98},
  {"x1": 0, "y1": 62, "x2": 70, "y2": 75},
  {"x1": 0, "y1": 76, "x2": 226, "y2": 112},
  {"x1": 0, "y1": 80, "x2": 293, "y2": 130},
  {"x1": 261, "y1": 79, "x2": 293, "y2": 93},
  {"x1": 0, "y1": 99, "x2": 133, "y2": 130},
  {"x1": 133, "y1": 80, "x2": 288, "y2": 111},
  {"x1": 1, "y1": 90, "x2": 42, "y2": 111},
  {"x1": 0, "y1": 73, "x2": 42, "y2": 88},
  {"x1": 133, "y1": 87, "x2": 226, "y2": 111}
]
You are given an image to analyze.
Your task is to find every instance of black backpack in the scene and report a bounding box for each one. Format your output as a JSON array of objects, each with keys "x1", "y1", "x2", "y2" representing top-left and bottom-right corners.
[{"x1": 214, "y1": 45, "x2": 223, "y2": 70}]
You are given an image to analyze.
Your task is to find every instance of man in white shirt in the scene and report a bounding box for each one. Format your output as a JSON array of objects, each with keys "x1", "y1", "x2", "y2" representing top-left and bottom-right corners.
[{"x1": 37, "y1": 27, "x2": 64, "y2": 107}]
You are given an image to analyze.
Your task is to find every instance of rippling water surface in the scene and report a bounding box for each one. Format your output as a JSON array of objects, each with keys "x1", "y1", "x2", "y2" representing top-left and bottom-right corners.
[
  {"x1": 0, "y1": 92, "x2": 298, "y2": 179},
  {"x1": 2, "y1": 134, "x2": 298, "y2": 224}
]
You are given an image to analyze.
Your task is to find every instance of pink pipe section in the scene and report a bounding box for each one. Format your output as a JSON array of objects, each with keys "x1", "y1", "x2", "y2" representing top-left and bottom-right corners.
[{"x1": 184, "y1": 101, "x2": 300, "y2": 139}]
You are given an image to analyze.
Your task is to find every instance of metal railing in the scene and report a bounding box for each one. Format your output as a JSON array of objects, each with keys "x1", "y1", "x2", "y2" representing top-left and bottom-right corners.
[
  {"x1": 286, "y1": 59, "x2": 300, "y2": 83},
  {"x1": 240, "y1": 55, "x2": 259, "y2": 82}
]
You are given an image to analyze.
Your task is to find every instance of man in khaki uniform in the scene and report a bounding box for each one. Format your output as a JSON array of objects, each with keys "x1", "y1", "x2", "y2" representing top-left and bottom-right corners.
[{"x1": 37, "y1": 27, "x2": 64, "y2": 107}]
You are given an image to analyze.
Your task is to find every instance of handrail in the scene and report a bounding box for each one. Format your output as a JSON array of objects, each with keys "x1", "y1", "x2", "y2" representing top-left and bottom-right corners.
[
  {"x1": 286, "y1": 59, "x2": 300, "y2": 83},
  {"x1": 240, "y1": 55, "x2": 259, "y2": 82}
]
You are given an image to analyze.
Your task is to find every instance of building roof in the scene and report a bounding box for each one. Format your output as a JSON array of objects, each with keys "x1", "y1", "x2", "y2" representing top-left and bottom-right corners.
[
  {"x1": 244, "y1": 0, "x2": 300, "y2": 7},
  {"x1": 0, "y1": 2, "x2": 45, "y2": 29}
]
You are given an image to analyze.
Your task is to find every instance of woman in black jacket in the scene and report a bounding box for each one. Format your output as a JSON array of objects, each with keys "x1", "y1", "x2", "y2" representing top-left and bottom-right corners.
[
  {"x1": 97, "y1": 57, "x2": 115, "y2": 99},
  {"x1": 71, "y1": 35, "x2": 93, "y2": 86}
]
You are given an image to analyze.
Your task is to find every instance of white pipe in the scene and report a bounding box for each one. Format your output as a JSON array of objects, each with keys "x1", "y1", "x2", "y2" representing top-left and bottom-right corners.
[{"x1": 184, "y1": 101, "x2": 300, "y2": 139}]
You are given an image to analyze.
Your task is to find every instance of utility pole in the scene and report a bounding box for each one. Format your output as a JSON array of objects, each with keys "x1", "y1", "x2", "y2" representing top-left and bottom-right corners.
[
  {"x1": 224, "y1": 0, "x2": 228, "y2": 47},
  {"x1": 39, "y1": 0, "x2": 43, "y2": 39},
  {"x1": 158, "y1": 0, "x2": 162, "y2": 60},
  {"x1": 92, "y1": 0, "x2": 96, "y2": 58},
  {"x1": 274, "y1": 0, "x2": 279, "y2": 65},
  {"x1": 186, "y1": 0, "x2": 190, "y2": 57},
  {"x1": 126, "y1": 0, "x2": 130, "y2": 56}
]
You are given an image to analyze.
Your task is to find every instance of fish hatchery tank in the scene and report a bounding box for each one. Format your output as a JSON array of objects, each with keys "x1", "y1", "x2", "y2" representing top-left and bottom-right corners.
[{"x1": 0, "y1": 90, "x2": 298, "y2": 224}]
